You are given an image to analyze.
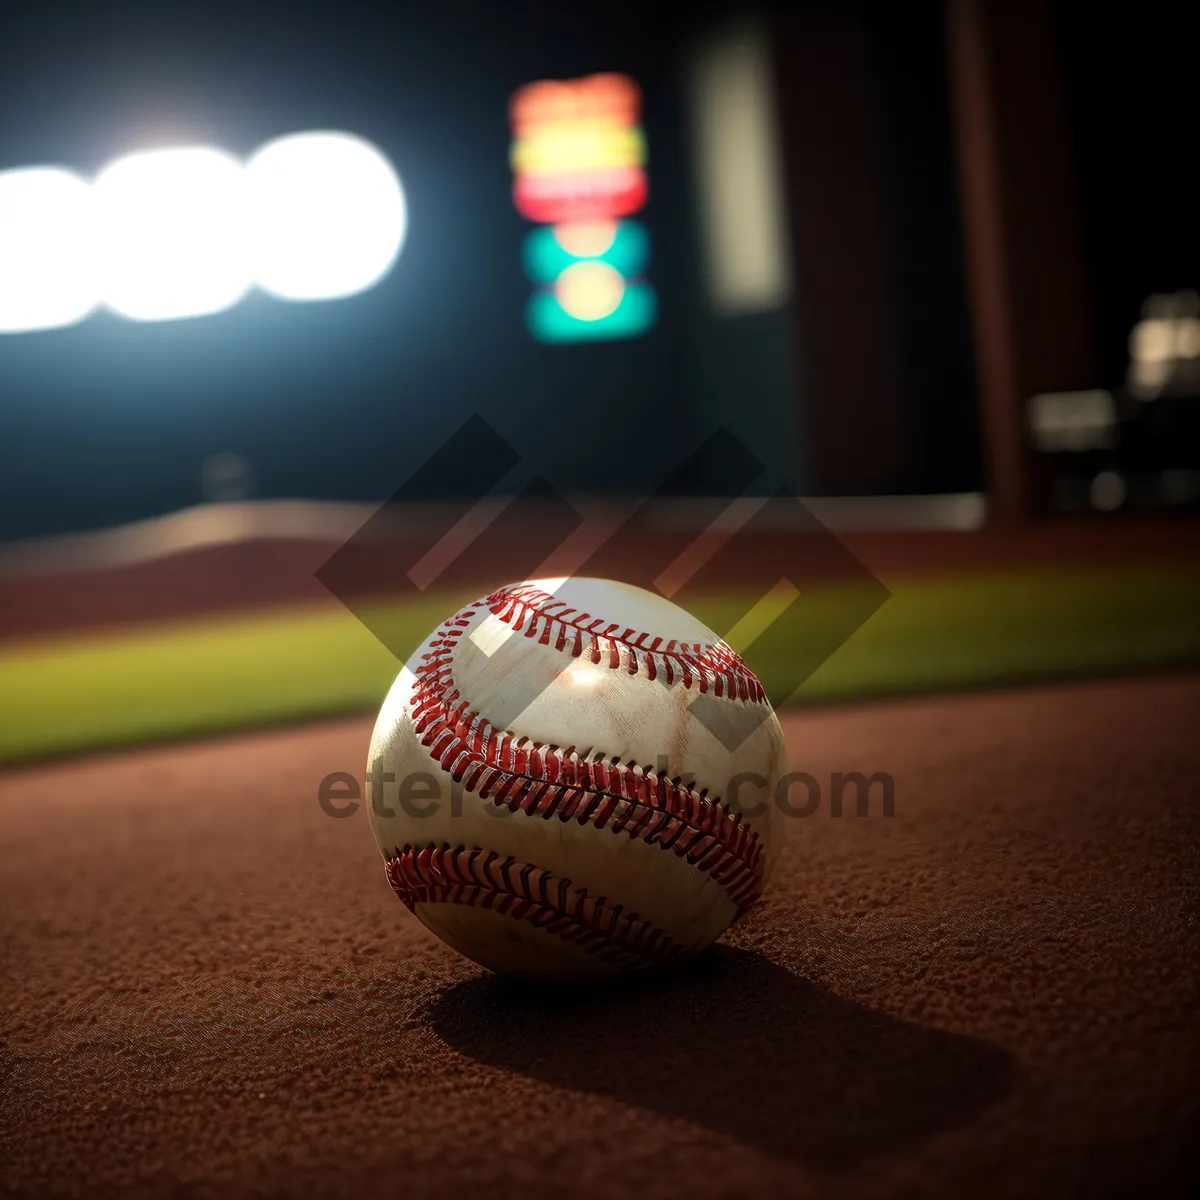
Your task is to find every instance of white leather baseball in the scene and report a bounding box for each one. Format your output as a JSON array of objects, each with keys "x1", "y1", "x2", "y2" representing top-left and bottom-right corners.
[{"x1": 366, "y1": 576, "x2": 787, "y2": 981}]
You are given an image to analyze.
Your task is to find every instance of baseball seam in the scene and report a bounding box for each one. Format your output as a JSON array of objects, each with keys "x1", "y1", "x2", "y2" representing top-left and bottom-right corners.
[
  {"x1": 489, "y1": 581, "x2": 768, "y2": 704},
  {"x1": 385, "y1": 844, "x2": 685, "y2": 971},
  {"x1": 406, "y1": 601, "x2": 766, "y2": 917}
]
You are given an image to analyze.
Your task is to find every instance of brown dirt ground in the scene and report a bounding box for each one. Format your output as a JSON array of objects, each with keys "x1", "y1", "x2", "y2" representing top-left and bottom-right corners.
[{"x1": 2, "y1": 672, "x2": 1197, "y2": 1198}]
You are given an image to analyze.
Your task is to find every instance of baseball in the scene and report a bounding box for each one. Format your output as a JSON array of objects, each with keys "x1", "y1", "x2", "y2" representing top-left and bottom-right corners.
[{"x1": 366, "y1": 576, "x2": 788, "y2": 981}]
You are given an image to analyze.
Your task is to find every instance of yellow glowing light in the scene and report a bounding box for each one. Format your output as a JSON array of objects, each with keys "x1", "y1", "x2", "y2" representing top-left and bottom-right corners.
[
  {"x1": 555, "y1": 260, "x2": 625, "y2": 321},
  {"x1": 554, "y1": 221, "x2": 618, "y2": 257},
  {"x1": 1132, "y1": 360, "x2": 1170, "y2": 390},
  {"x1": 510, "y1": 124, "x2": 645, "y2": 176},
  {"x1": 1175, "y1": 317, "x2": 1200, "y2": 359},
  {"x1": 1130, "y1": 318, "x2": 1174, "y2": 364}
]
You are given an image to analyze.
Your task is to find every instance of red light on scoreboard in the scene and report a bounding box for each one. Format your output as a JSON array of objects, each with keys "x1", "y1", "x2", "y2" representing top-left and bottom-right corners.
[
  {"x1": 513, "y1": 166, "x2": 648, "y2": 224},
  {"x1": 509, "y1": 73, "x2": 641, "y2": 138}
]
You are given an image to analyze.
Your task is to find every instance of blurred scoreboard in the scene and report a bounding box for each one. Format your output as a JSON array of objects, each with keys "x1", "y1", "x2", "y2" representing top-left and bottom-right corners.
[{"x1": 509, "y1": 72, "x2": 656, "y2": 342}]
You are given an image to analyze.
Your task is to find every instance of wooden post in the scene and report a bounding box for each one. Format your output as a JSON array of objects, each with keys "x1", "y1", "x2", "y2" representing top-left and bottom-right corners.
[{"x1": 945, "y1": 0, "x2": 1097, "y2": 523}]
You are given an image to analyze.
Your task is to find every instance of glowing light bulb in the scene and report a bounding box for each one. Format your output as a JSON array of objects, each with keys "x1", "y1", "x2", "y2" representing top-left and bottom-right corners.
[
  {"x1": 555, "y1": 260, "x2": 625, "y2": 321},
  {"x1": 244, "y1": 131, "x2": 407, "y2": 302},
  {"x1": 0, "y1": 167, "x2": 98, "y2": 333},
  {"x1": 91, "y1": 146, "x2": 251, "y2": 322},
  {"x1": 554, "y1": 221, "x2": 618, "y2": 257}
]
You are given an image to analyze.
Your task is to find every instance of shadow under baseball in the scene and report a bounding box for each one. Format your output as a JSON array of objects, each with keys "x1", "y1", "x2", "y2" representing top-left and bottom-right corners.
[{"x1": 426, "y1": 945, "x2": 1013, "y2": 1170}]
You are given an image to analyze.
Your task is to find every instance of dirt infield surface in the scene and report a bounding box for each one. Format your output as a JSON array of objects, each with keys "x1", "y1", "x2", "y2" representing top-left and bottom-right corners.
[{"x1": 2, "y1": 673, "x2": 1198, "y2": 1198}]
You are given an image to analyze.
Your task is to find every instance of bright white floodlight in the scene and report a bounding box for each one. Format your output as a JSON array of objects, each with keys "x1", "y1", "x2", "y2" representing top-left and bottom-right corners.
[
  {"x1": 0, "y1": 167, "x2": 98, "y2": 334},
  {"x1": 91, "y1": 146, "x2": 252, "y2": 321},
  {"x1": 243, "y1": 131, "x2": 407, "y2": 301}
]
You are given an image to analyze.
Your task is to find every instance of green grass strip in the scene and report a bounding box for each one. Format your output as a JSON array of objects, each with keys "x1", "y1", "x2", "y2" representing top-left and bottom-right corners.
[{"x1": 1, "y1": 565, "x2": 1197, "y2": 765}]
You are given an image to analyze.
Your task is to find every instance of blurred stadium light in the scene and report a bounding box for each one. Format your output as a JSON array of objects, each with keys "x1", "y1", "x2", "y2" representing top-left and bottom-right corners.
[
  {"x1": 243, "y1": 132, "x2": 407, "y2": 302},
  {"x1": 0, "y1": 131, "x2": 406, "y2": 333},
  {"x1": 1026, "y1": 389, "x2": 1117, "y2": 453},
  {"x1": 92, "y1": 146, "x2": 252, "y2": 322},
  {"x1": 0, "y1": 167, "x2": 98, "y2": 333},
  {"x1": 685, "y1": 16, "x2": 791, "y2": 316},
  {"x1": 1028, "y1": 288, "x2": 1200, "y2": 514},
  {"x1": 1127, "y1": 290, "x2": 1200, "y2": 401}
]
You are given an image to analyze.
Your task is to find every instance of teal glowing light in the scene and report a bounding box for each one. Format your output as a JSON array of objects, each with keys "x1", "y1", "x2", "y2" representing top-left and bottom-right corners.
[
  {"x1": 527, "y1": 282, "x2": 657, "y2": 342},
  {"x1": 523, "y1": 220, "x2": 650, "y2": 284}
]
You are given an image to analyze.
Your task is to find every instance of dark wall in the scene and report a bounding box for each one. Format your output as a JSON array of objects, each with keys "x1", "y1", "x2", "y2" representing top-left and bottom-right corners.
[
  {"x1": 1052, "y1": 0, "x2": 1199, "y2": 389},
  {"x1": 861, "y1": 0, "x2": 981, "y2": 494},
  {"x1": 772, "y1": 0, "x2": 981, "y2": 496}
]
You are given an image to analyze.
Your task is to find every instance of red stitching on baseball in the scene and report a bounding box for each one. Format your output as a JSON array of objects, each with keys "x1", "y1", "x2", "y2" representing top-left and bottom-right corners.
[
  {"x1": 486, "y1": 581, "x2": 768, "y2": 704},
  {"x1": 407, "y1": 598, "x2": 768, "y2": 918},
  {"x1": 385, "y1": 844, "x2": 686, "y2": 971}
]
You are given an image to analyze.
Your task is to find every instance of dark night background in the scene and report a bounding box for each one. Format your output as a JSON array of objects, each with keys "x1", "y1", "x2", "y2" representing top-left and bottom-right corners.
[
  {"x1": 0, "y1": 0, "x2": 1193, "y2": 540},
  {"x1": 1052, "y1": 0, "x2": 1197, "y2": 387}
]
